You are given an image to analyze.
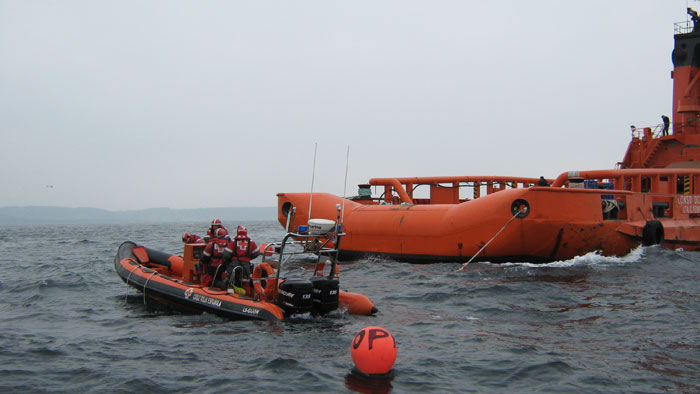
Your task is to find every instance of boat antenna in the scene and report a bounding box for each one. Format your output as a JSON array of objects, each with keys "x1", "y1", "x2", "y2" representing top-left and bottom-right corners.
[
  {"x1": 341, "y1": 145, "x2": 350, "y2": 226},
  {"x1": 308, "y1": 142, "x2": 318, "y2": 222}
]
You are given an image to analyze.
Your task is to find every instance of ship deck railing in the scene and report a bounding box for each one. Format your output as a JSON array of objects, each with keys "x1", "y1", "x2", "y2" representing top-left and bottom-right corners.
[
  {"x1": 675, "y1": 20, "x2": 695, "y2": 35},
  {"x1": 358, "y1": 169, "x2": 700, "y2": 205},
  {"x1": 260, "y1": 230, "x2": 343, "y2": 267},
  {"x1": 630, "y1": 123, "x2": 670, "y2": 140}
]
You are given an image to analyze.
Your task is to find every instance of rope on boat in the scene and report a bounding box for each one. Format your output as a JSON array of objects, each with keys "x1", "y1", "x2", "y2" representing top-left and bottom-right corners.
[
  {"x1": 602, "y1": 199, "x2": 619, "y2": 214},
  {"x1": 213, "y1": 264, "x2": 223, "y2": 283},
  {"x1": 143, "y1": 270, "x2": 157, "y2": 306},
  {"x1": 457, "y1": 209, "x2": 523, "y2": 271},
  {"x1": 124, "y1": 266, "x2": 136, "y2": 304}
]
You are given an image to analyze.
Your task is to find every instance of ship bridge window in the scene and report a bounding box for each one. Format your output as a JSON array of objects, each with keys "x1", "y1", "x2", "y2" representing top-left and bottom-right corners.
[{"x1": 641, "y1": 177, "x2": 651, "y2": 193}]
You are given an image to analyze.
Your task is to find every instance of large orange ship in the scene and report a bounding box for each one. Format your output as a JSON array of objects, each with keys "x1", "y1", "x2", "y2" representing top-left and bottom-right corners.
[{"x1": 277, "y1": 16, "x2": 700, "y2": 263}]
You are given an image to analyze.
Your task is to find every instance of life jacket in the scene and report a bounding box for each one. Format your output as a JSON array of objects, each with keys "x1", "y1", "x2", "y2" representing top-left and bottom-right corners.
[
  {"x1": 183, "y1": 233, "x2": 203, "y2": 243},
  {"x1": 225, "y1": 236, "x2": 259, "y2": 263},
  {"x1": 203, "y1": 239, "x2": 228, "y2": 267}
]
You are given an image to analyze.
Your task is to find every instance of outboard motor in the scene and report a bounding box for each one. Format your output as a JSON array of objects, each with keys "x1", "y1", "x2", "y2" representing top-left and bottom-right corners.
[
  {"x1": 311, "y1": 277, "x2": 339, "y2": 314},
  {"x1": 277, "y1": 280, "x2": 313, "y2": 316}
]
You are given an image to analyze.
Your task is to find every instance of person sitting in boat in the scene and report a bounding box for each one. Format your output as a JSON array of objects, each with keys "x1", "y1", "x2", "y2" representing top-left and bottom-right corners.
[
  {"x1": 199, "y1": 228, "x2": 230, "y2": 287},
  {"x1": 204, "y1": 218, "x2": 231, "y2": 242},
  {"x1": 222, "y1": 226, "x2": 261, "y2": 295}
]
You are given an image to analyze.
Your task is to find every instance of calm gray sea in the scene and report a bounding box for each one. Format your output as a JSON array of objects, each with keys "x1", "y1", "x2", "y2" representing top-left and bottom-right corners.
[{"x1": 0, "y1": 220, "x2": 698, "y2": 393}]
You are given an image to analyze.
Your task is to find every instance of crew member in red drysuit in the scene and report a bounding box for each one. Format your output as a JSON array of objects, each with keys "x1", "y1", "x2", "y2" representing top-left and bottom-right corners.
[
  {"x1": 181, "y1": 232, "x2": 203, "y2": 244},
  {"x1": 223, "y1": 226, "x2": 261, "y2": 294},
  {"x1": 199, "y1": 228, "x2": 230, "y2": 287},
  {"x1": 205, "y1": 219, "x2": 231, "y2": 242}
]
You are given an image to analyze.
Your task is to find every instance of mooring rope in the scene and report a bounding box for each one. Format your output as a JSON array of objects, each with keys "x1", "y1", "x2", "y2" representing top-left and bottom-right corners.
[
  {"x1": 143, "y1": 271, "x2": 157, "y2": 306},
  {"x1": 458, "y1": 209, "x2": 523, "y2": 271},
  {"x1": 124, "y1": 267, "x2": 136, "y2": 304}
]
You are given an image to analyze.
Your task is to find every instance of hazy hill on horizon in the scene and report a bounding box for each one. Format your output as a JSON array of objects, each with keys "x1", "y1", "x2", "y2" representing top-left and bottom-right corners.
[{"x1": 0, "y1": 206, "x2": 277, "y2": 225}]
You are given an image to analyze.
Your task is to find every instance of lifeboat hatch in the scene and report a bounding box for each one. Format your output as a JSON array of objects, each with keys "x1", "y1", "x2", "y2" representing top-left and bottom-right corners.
[
  {"x1": 511, "y1": 199, "x2": 530, "y2": 218},
  {"x1": 282, "y1": 202, "x2": 293, "y2": 217}
]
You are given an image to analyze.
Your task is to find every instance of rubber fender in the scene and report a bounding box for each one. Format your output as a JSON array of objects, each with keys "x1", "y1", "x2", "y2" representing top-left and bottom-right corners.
[{"x1": 642, "y1": 220, "x2": 664, "y2": 246}]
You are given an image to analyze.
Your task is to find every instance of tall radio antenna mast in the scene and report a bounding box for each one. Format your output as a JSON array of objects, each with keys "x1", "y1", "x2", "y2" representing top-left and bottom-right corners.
[
  {"x1": 308, "y1": 143, "x2": 318, "y2": 222},
  {"x1": 341, "y1": 145, "x2": 350, "y2": 226}
]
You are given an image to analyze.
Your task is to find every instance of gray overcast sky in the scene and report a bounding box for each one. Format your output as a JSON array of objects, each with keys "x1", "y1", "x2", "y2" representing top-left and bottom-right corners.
[{"x1": 0, "y1": 1, "x2": 688, "y2": 210}]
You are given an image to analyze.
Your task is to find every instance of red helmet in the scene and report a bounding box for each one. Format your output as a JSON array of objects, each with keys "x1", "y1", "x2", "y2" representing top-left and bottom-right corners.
[
  {"x1": 211, "y1": 219, "x2": 222, "y2": 228},
  {"x1": 215, "y1": 228, "x2": 227, "y2": 239},
  {"x1": 237, "y1": 225, "x2": 248, "y2": 237}
]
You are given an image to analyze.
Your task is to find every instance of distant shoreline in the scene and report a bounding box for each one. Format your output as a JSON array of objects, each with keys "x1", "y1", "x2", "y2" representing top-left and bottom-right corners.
[{"x1": 0, "y1": 206, "x2": 277, "y2": 225}]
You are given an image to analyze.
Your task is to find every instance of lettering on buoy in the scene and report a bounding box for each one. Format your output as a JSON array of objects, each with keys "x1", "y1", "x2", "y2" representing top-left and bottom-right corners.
[{"x1": 350, "y1": 326, "x2": 397, "y2": 375}]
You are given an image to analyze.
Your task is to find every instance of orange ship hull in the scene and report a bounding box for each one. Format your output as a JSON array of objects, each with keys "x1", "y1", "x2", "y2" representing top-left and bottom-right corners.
[{"x1": 278, "y1": 170, "x2": 700, "y2": 263}]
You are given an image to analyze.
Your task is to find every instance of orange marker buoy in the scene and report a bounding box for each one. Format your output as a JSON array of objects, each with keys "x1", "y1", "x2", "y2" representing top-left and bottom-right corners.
[{"x1": 350, "y1": 326, "x2": 397, "y2": 375}]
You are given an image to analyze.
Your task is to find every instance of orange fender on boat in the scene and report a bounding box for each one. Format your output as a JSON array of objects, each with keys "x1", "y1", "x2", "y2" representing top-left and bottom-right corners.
[
  {"x1": 168, "y1": 255, "x2": 184, "y2": 276},
  {"x1": 339, "y1": 290, "x2": 377, "y2": 315}
]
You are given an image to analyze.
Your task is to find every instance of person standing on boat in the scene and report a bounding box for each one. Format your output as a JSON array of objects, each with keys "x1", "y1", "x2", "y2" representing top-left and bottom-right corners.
[
  {"x1": 222, "y1": 226, "x2": 261, "y2": 295},
  {"x1": 199, "y1": 228, "x2": 230, "y2": 287},
  {"x1": 537, "y1": 176, "x2": 550, "y2": 186}
]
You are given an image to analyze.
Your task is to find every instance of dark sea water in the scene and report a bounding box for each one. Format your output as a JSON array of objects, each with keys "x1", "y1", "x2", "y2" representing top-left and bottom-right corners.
[{"x1": 1, "y1": 220, "x2": 699, "y2": 393}]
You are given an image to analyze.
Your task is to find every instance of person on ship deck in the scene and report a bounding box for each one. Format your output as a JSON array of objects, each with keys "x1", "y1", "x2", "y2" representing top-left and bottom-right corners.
[{"x1": 689, "y1": 8, "x2": 700, "y2": 32}]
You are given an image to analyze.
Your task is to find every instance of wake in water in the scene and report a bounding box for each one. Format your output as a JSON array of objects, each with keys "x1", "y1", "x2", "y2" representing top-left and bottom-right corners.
[{"x1": 496, "y1": 244, "x2": 647, "y2": 269}]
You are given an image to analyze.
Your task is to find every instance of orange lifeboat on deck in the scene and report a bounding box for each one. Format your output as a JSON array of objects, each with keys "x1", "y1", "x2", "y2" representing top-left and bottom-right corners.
[{"x1": 276, "y1": 17, "x2": 700, "y2": 263}]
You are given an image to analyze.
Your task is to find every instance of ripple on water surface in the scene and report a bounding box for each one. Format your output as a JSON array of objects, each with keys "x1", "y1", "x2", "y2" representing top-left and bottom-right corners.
[{"x1": 0, "y1": 223, "x2": 699, "y2": 393}]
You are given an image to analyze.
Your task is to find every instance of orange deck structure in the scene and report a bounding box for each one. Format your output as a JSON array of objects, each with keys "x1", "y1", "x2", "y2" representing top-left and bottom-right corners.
[{"x1": 276, "y1": 17, "x2": 700, "y2": 263}]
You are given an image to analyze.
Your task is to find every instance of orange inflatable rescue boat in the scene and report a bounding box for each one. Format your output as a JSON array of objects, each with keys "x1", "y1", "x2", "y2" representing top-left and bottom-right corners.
[
  {"x1": 277, "y1": 16, "x2": 700, "y2": 263},
  {"x1": 114, "y1": 217, "x2": 377, "y2": 320}
]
